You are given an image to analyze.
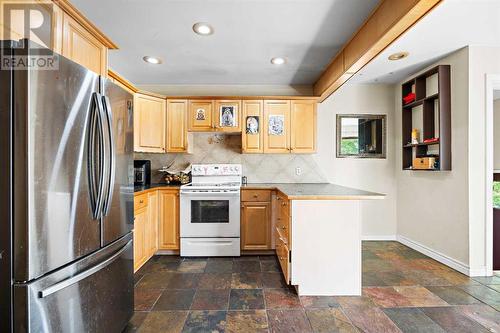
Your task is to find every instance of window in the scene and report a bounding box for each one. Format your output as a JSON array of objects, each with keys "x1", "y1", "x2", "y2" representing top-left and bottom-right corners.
[{"x1": 336, "y1": 114, "x2": 386, "y2": 158}]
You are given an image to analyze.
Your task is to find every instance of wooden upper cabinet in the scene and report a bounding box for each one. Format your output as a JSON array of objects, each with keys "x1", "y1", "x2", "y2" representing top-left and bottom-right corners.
[
  {"x1": 134, "y1": 93, "x2": 167, "y2": 153},
  {"x1": 214, "y1": 100, "x2": 242, "y2": 132},
  {"x1": 241, "y1": 201, "x2": 271, "y2": 250},
  {"x1": 167, "y1": 99, "x2": 189, "y2": 152},
  {"x1": 158, "y1": 189, "x2": 180, "y2": 250},
  {"x1": 242, "y1": 100, "x2": 264, "y2": 153},
  {"x1": 263, "y1": 100, "x2": 291, "y2": 153},
  {"x1": 188, "y1": 100, "x2": 214, "y2": 131},
  {"x1": 290, "y1": 100, "x2": 316, "y2": 153},
  {"x1": 61, "y1": 12, "x2": 107, "y2": 75}
]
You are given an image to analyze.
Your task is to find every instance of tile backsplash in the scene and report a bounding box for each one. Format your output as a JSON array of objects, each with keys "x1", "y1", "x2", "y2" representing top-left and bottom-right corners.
[{"x1": 134, "y1": 133, "x2": 327, "y2": 183}]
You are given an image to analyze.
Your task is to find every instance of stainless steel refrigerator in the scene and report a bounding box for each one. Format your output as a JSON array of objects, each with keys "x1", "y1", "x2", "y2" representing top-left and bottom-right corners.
[{"x1": 0, "y1": 40, "x2": 134, "y2": 332}]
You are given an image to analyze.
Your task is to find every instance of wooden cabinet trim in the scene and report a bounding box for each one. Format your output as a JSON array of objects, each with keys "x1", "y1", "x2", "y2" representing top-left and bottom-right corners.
[{"x1": 54, "y1": 0, "x2": 118, "y2": 49}]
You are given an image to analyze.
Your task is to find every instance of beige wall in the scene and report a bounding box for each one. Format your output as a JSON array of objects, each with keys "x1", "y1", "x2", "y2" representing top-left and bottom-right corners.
[
  {"x1": 314, "y1": 84, "x2": 398, "y2": 238},
  {"x1": 494, "y1": 99, "x2": 500, "y2": 170},
  {"x1": 395, "y1": 48, "x2": 470, "y2": 267}
]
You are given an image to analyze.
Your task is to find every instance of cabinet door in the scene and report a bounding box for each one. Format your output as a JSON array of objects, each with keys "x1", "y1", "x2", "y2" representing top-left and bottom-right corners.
[
  {"x1": 241, "y1": 202, "x2": 271, "y2": 250},
  {"x1": 291, "y1": 100, "x2": 317, "y2": 153},
  {"x1": 134, "y1": 94, "x2": 166, "y2": 153},
  {"x1": 158, "y1": 190, "x2": 180, "y2": 250},
  {"x1": 167, "y1": 99, "x2": 188, "y2": 152},
  {"x1": 188, "y1": 100, "x2": 214, "y2": 131},
  {"x1": 214, "y1": 100, "x2": 242, "y2": 132},
  {"x1": 263, "y1": 100, "x2": 291, "y2": 153},
  {"x1": 146, "y1": 191, "x2": 158, "y2": 257},
  {"x1": 242, "y1": 100, "x2": 264, "y2": 153},
  {"x1": 133, "y1": 207, "x2": 148, "y2": 272},
  {"x1": 61, "y1": 12, "x2": 107, "y2": 75}
]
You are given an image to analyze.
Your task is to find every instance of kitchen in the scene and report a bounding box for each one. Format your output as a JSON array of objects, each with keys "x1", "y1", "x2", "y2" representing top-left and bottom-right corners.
[{"x1": 2, "y1": 0, "x2": 500, "y2": 332}]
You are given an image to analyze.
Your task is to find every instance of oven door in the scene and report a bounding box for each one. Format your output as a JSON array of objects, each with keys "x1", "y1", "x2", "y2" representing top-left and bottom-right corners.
[{"x1": 180, "y1": 190, "x2": 240, "y2": 238}]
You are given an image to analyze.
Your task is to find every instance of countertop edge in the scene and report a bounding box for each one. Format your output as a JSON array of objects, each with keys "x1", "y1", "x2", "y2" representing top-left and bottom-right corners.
[{"x1": 134, "y1": 183, "x2": 386, "y2": 200}]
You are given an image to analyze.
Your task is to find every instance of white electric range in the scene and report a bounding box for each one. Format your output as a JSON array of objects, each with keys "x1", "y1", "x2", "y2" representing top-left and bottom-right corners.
[{"x1": 180, "y1": 164, "x2": 242, "y2": 256}]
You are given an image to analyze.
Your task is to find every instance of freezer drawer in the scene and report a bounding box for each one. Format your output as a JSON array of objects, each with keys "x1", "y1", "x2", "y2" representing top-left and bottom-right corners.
[{"x1": 13, "y1": 235, "x2": 133, "y2": 333}]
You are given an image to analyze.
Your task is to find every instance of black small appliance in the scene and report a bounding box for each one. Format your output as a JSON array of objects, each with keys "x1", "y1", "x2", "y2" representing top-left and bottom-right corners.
[{"x1": 134, "y1": 160, "x2": 151, "y2": 186}]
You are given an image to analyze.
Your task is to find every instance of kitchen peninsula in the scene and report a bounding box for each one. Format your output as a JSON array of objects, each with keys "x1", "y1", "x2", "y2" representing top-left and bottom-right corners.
[{"x1": 134, "y1": 182, "x2": 384, "y2": 296}]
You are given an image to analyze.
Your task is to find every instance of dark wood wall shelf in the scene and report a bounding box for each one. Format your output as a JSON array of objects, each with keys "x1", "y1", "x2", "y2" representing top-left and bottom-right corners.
[{"x1": 401, "y1": 65, "x2": 451, "y2": 171}]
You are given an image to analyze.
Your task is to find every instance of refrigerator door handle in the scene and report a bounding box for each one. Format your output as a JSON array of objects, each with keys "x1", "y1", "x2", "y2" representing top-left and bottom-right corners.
[
  {"x1": 101, "y1": 95, "x2": 115, "y2": 217},
  {"x1": 88, "y1": 93, "x2": 101, "y2": 220},
  {"x1": 94, "y1": 94, "x2": 107, "y2": 220},
  {"x1": 38, "y1": 240, "x2": 132, "y2": 298}
]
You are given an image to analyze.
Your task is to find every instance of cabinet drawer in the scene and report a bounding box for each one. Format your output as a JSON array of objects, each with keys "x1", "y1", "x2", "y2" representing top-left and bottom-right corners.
[
  {"x1": 241, "y1": 190, "x2": 271, "y2": 202},
  {"x1": 134, "y1": 193, "x2": 148, "y2": 211},
  {"x1": 276, "y1": 235, "x2": 290, "y2": 284}
]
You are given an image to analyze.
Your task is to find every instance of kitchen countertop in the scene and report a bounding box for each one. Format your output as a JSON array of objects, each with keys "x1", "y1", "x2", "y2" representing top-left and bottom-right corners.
[
  {"x1": 242, "y1": 183, "x2": 384, "y2": 200},
  {"x1": 134, "y1": 183, "x2": 181, "y2": 193},
  {"x1": 135, "y1": 182, "x2": 384, "y2": 200}
]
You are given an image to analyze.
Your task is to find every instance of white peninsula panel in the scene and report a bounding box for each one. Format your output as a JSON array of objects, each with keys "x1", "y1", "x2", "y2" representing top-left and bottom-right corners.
[{"x1": 291, "y1": 200, "x2": 361, "y2": 296}]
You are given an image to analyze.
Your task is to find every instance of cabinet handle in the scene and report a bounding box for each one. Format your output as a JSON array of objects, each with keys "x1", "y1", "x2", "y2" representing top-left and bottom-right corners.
[
  {"x1": 281, "y1": 225, "x2": 286, "y2": 230},
  {"x1": 253, "y1": 194, "x2": 258, "y2": 198},
  {"x1": 139, "y1": 200, "x2": 144, "y2": 204},
  {"x1": 277, "y1": 217, "x2": 281, "y2": 221}
]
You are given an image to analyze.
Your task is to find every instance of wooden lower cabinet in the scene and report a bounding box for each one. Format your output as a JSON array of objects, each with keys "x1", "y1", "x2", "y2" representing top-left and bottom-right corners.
[
  {"x1": 241, "y1": 202, "x2": 271, "y2": 250},
  {"x1": 158, "y1": 189, "x2": 180, "y2": 250},
  {"x1": 146, "y1": 191, "x2": 158, "y2": 257},
  {"x1": 134, "y1": 188, "x2": 180, "y2": 271},
  {"x1": 133, "y1": 206, "x2": 148, "y2": 272},
  {"x1": 240, "y1": 189, "x2": 272, "y2": 250}
]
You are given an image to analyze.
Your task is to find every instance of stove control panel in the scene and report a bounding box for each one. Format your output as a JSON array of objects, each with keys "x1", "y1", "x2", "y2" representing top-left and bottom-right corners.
[{"x1": 191, "y1": 164, "x2": 242, "y2": 176}]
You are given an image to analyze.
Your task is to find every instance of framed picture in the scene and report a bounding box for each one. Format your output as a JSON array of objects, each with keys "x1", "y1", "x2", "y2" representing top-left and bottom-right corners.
[
  {"x1": 220, "y1": 106, "x2": 236, "y2": 127},
  {"x1": 196, "y1": 108, "x2": 206, "y2": 120},
  {"x1": 246, "y1": 116, "x2": 259, "y2": 134},
  {"x1": 268, "y1": 115, "x2": 284, "y2": 136}
]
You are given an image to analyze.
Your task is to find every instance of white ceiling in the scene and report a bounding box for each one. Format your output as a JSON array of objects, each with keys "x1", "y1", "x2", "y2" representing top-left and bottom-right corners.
[
  {"x1": 349, "y1": 0, "x2": 500, "y2": 85},
  {"x1": 71, "y1": 0, "x2": 378, "y2": 86}
]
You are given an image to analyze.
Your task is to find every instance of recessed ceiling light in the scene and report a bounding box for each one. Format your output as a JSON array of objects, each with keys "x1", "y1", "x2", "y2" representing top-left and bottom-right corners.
[
  {"x1": 271, "y1": 57, "x2": 286, "y2": 65},
  {"x1": 388, "y1": 52, "x2": 409, "y2": 61},
  {"x1": 143, "y1": 56, "x2": 162, "y2": 64},
  {"x1": 193, "y1": 22, "x2": 214, "y2": 35}
]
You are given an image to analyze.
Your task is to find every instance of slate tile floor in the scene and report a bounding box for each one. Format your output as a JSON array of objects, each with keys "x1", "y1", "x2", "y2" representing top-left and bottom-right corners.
[{"x1": 125, "y1": 241, "x2": 500, "y2": 332}]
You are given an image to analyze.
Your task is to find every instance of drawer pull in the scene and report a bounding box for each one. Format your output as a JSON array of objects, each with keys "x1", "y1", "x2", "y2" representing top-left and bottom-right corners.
[
  {"x1": 281, "y1": 226, "x2": 286, "y2": 230},
  {"x1": 139, "y1": 200, "x2": 144, "y2": 204},
  {"x1": 253, "y1": 194, "x2": 258, "y2": 198}
]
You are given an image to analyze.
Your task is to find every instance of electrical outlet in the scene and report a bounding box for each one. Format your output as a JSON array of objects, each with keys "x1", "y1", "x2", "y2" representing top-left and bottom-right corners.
[{"x1": 295, "y1": 167, "x2": 302, "y2": 176}]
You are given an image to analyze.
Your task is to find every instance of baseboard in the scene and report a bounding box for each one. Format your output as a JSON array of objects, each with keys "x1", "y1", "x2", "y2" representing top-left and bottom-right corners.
[
  {"x1": 397, "y1": 235, "x2": 472, "y2": 276},
  {"x1": 362, "y1": 235, "x2": 397, "y2": 241}
]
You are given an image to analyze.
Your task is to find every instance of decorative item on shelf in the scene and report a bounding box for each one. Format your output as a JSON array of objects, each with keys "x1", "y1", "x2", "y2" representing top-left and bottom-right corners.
[
  {"x1": 159, "y1": 163, "x2": 192, "y2": 184},
  {"x1": 413, "y1": 156, "x2": 438, "y2": 170},
  {"x1": 411, "y1": 128, "x2": 420, "y2": 144},
  {"x1": 403, "y1": 92, "x2": 416, "y2": 105},
  {"x1": 423, "y1": 137, "x2": 439, "y2": 144}
]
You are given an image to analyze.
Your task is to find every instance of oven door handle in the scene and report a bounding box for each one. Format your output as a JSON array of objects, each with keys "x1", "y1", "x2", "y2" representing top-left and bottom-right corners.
[{"x1": 180, "y1": 190, "x2": 240, "y2": 196}]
